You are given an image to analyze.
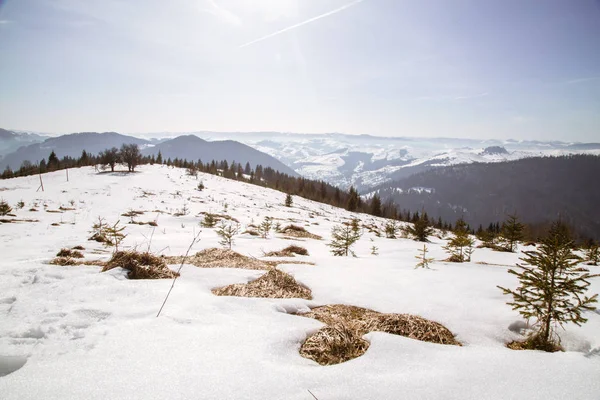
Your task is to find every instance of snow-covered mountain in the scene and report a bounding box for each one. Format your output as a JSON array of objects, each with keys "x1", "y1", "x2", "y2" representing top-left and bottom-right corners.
[
  {"x1": 185, "y1": 132, "x2": 600, "y2": 191},
  {"x1": 0, "y1": 165, "x2": 598, "y2": 399},
  {"x1": 0, "y1": 129, "x2": 48, "y2": 162}
]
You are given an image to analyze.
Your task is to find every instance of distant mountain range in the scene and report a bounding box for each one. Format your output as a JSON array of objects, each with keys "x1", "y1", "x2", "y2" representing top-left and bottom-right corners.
[
  {"x1": 0, "y1": 128, "x2": 48, "y2": 162},
  {"x1": 3, "y1": 129, "x2": 599, "y2": 193},
  {"x1": 370, "y1": 154, "x2": 600, "y2": 240},
  {"x1": 0, "y1": 130, "x2": 297, "y2": 177},
  {"x1": 167, "y1": 132, "x2": 600, "y2": 191}
]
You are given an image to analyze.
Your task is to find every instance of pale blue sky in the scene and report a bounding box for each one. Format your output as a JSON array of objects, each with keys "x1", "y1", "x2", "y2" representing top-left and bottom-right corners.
[{"x1": 0, "y1": 0, "x2": 599, "y2": 141}]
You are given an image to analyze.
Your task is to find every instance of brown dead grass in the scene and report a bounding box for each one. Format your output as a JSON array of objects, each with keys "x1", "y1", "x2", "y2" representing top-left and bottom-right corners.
[
  {"x1": 102, "y1": 251, "x2": 178, "y2": 279},
  {"x1": 165, "y1": 248, "x2": 271, "y2": 270},
  {"x1": 56, "y1": 248, "x2": 84, "y2": 258},
  {"x1": 300, "y1": 323, "x2": 369, "y2": 366},
  {"x1": 297, "y1": 304, "x2": 460, "y2": 365},
  {"x1": 212, "y1": 268, "x2": 312, "y2": 299},
  {"x1": 280, "y1": 225, "x2": 322, "y2": 240},
  {"x1": 49, "y1": 257, "x2": 79, "y2": 266},
  {"x1": 264, "y1": 245, "x2": 309, "y2": 257}
]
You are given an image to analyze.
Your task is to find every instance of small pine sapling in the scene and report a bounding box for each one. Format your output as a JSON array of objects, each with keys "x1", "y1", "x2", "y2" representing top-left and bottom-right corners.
[
  {"x1": 0, "y1": 198, "x2": 12, "y2": 216},
  {"x1": 217, "y1": 221, "x2": 240, "y2": 249},
  {"x1": 415, "y1": 244, "x2": 434, "y2": 269},
  {"x1": 105, "y1": 220, "x2": 127, "y2": 253},
  {"x1": 197, "y1": 181, "x2": 205, "y2": 191},
  {"x1": 328, "y1": 223, "x2": 362, "y2": 257},
  {"x1": 500, "y1": 214, "x2": 525, "y2": 252},
  {"x1": 258, "y1": 216, "x2": 273, "y2": 239},
  {"x1": 370, "y1": 245, "x2": 379, "y2": 256},
  {"x1": 284, "y1": 193, "x2": 293, "y2": 207},
  {"x1": 405, "y1": 213, "x2": 433, "y2": 242},
  {"x1": 201, "y1": 213, "x2": 217, "y2": 228},
  {"x1": 583, "y1": 240, "x2": 599, "y2": 266},
  {"x1": 385, "y1": 221, "x2": 399, "y2": 239},
  {"x1": 16, "y1": 200, "x2": 25, "y2": 209},
  {"x1": 498, "y1": 221, "x2": 598, "y2": 351},
  {"x1": 443, "y1": 219, "x2": 475, "y2": 262}
]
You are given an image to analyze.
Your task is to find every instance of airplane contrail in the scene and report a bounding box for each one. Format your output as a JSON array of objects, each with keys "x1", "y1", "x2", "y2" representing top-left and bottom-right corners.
[{"x1": 239, "y1": 0, "x2": 365, "y2": 48}]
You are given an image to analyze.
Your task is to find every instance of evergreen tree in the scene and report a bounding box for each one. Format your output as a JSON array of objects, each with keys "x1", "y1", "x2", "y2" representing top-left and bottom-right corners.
[
  {"x1": 443, "y1": 219, "x2": 475, "y2": 262},
  {"x1": 285, "y1": 193, "x2": 293, "y2": 207},
  {"x1": 104, "y1": 220, "x2": 127, "y2": 253},
  {"x1": 201, "y1": 213, "x2": 217, "y2": 228},
  {"x1": 405, "y1": 212, "x2": 433, "y2": 242},
  {"x1": 79, "y1": 150, "x2": 89, "y2": 166},
  {"x1": 346, "y1": 186, "x2": 359, "y2": 212},
  {"x1": 217, "y1": 221, "x2": 240, "y2": 249},
  {"x1": 415, "y1": 244, "x2": 434, "y2": 269},
  {"x1": 370, "y1": 194, "x2": 382, "y2": 217},
  {"x1": 156, "y1": 151, "x2": 163, "y2": 165},
  {"x1": 500, "y1": 214, "x2": 525, "y2": 252},
  {"x1": 0, "y1": 198, "x2": 12, "y2": 216},
  {"x1": 385, "y1": 220, "x2": 399, "y2": 239},
  {"x1": 48, "y1": 150, "x2": 60, "y2": 170},
  {"x1": 583, "y1": 240, "x2": 599, "y2": 266},
  {"x1": 258, "y1": 216, "x2": 273, "y2": 239},
  {"x1": 498, "y1": 221, "x2": 598, "y2": 351},
  {"x1": 328, "y1": 223, "x2": 362, "y2": 257}
]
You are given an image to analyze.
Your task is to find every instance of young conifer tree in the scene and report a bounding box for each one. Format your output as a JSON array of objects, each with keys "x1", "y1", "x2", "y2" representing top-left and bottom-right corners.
[
  {"x1": 284, "y1": 193, "x2": 293, "y2": 207},
  {"x1": 500, "y1": 214, "x2": 525, "y2": 252},
  {"x1": 498, "y1": 221, "x2": 598, "y2": 351},
  {"x1": 443, "y1": 219, "x2": 475, "y2": 262},
  {"x1": 217, "y1": 221, "x2": 240, "y2": 249},
  {"x1": 258, "y1": 216, "x2": 273, "y2": 239},
  {"x1": 0, "y1": 198, "x2": 13, "y2": 216},
  {"x1": 328, "y1": 223, "x2": 362, "y2": 257},
  {"x1": 405, "y1": 212, "x2": 433, "y2": 242},
  {"x1": 415, "y1": 244, "x2": 434, "y2": 269},
  {"x1": 583, "y1": 240, "x2": 599, "y2": 266},
  {"x1": 105, "y1": 220, "x2": 126, "y2": 253}
]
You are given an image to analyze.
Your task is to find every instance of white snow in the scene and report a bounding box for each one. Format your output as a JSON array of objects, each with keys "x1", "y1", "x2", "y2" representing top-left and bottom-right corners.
[{"x1": 0, "y1": 165, "x2": 599, "y2": 399}]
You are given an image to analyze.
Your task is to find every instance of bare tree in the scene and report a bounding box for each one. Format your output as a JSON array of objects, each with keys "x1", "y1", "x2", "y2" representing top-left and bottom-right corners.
[
  {"x1": 120, "y1": 144, "x2": 142, "y2": 172},
  {"x1": 99, "y1": 147, "x2": 120, "y2": 172}
]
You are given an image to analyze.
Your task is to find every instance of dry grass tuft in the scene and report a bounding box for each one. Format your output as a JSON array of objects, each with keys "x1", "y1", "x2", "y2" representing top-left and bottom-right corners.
[
  {"x1": 212, "y1": 268, "x2": 312, "y2": 299},
  {"x1": 280, "y1": 225, "x2": 322, "y2": 240},
  {"x1": 49, "y1": 257, "x2": 79, "y2": 266},
  {"x1": 72, "y1": 245, "x2": 85, "y2": 250},
  {"x1": 300, "y1": 323, "x2": 369, "y2": 366},
  {"x1": 165, "y1": 248, "x2": 271, "y2": 270},
  {"x1": 297, "y1": 304, "x2": 460, "y2": 365},
  {"x1": 264, "y1": 245, "x2": 309, "y2": 257},
  {"x1": 506, "y1": 336, "x2": 562, "y2": 352},
  {"x1": 56, "y1": 248, "x2": 84, "y2": 258},
  {"x1": 89, "y1": 232, "x2": 112, "y2": 244},
  {"x1": 102, "y1": 251, "x2": 179, "y2": 279}
]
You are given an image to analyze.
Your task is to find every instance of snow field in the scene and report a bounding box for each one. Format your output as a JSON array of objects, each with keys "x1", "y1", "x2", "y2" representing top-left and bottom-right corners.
[{"x1": 0, "y1": 165, "x2": 599, "y2": 399}]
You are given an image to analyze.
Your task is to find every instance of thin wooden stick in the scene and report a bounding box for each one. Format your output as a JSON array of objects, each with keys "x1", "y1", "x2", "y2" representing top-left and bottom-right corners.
[{"x1": 156, "y1": 230, "x2": 201, "y2": 317}]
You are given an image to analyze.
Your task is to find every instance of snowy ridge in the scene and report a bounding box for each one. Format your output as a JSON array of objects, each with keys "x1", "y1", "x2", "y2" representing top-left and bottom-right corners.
[
  {"x1": 0, "y1": 165, "x2": 598, "y2": 399},
  {"x1": 186, "y1": 132, "x2": 600, "y2": 191}
]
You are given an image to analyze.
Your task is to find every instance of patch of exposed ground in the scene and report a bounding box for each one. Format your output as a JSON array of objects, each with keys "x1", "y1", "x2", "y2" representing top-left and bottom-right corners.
[
  {"x1": 212, "y1": 269, "x2": 312, "y2": 300},
  {"x1": 297, "y1": 304, "x2": 460, "y2": 365}
]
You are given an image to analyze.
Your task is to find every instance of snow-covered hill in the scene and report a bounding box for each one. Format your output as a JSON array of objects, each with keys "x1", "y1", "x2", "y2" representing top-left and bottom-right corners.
[{"x1": 1, "y1": 166, "x2": 599, "y2": 399}]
